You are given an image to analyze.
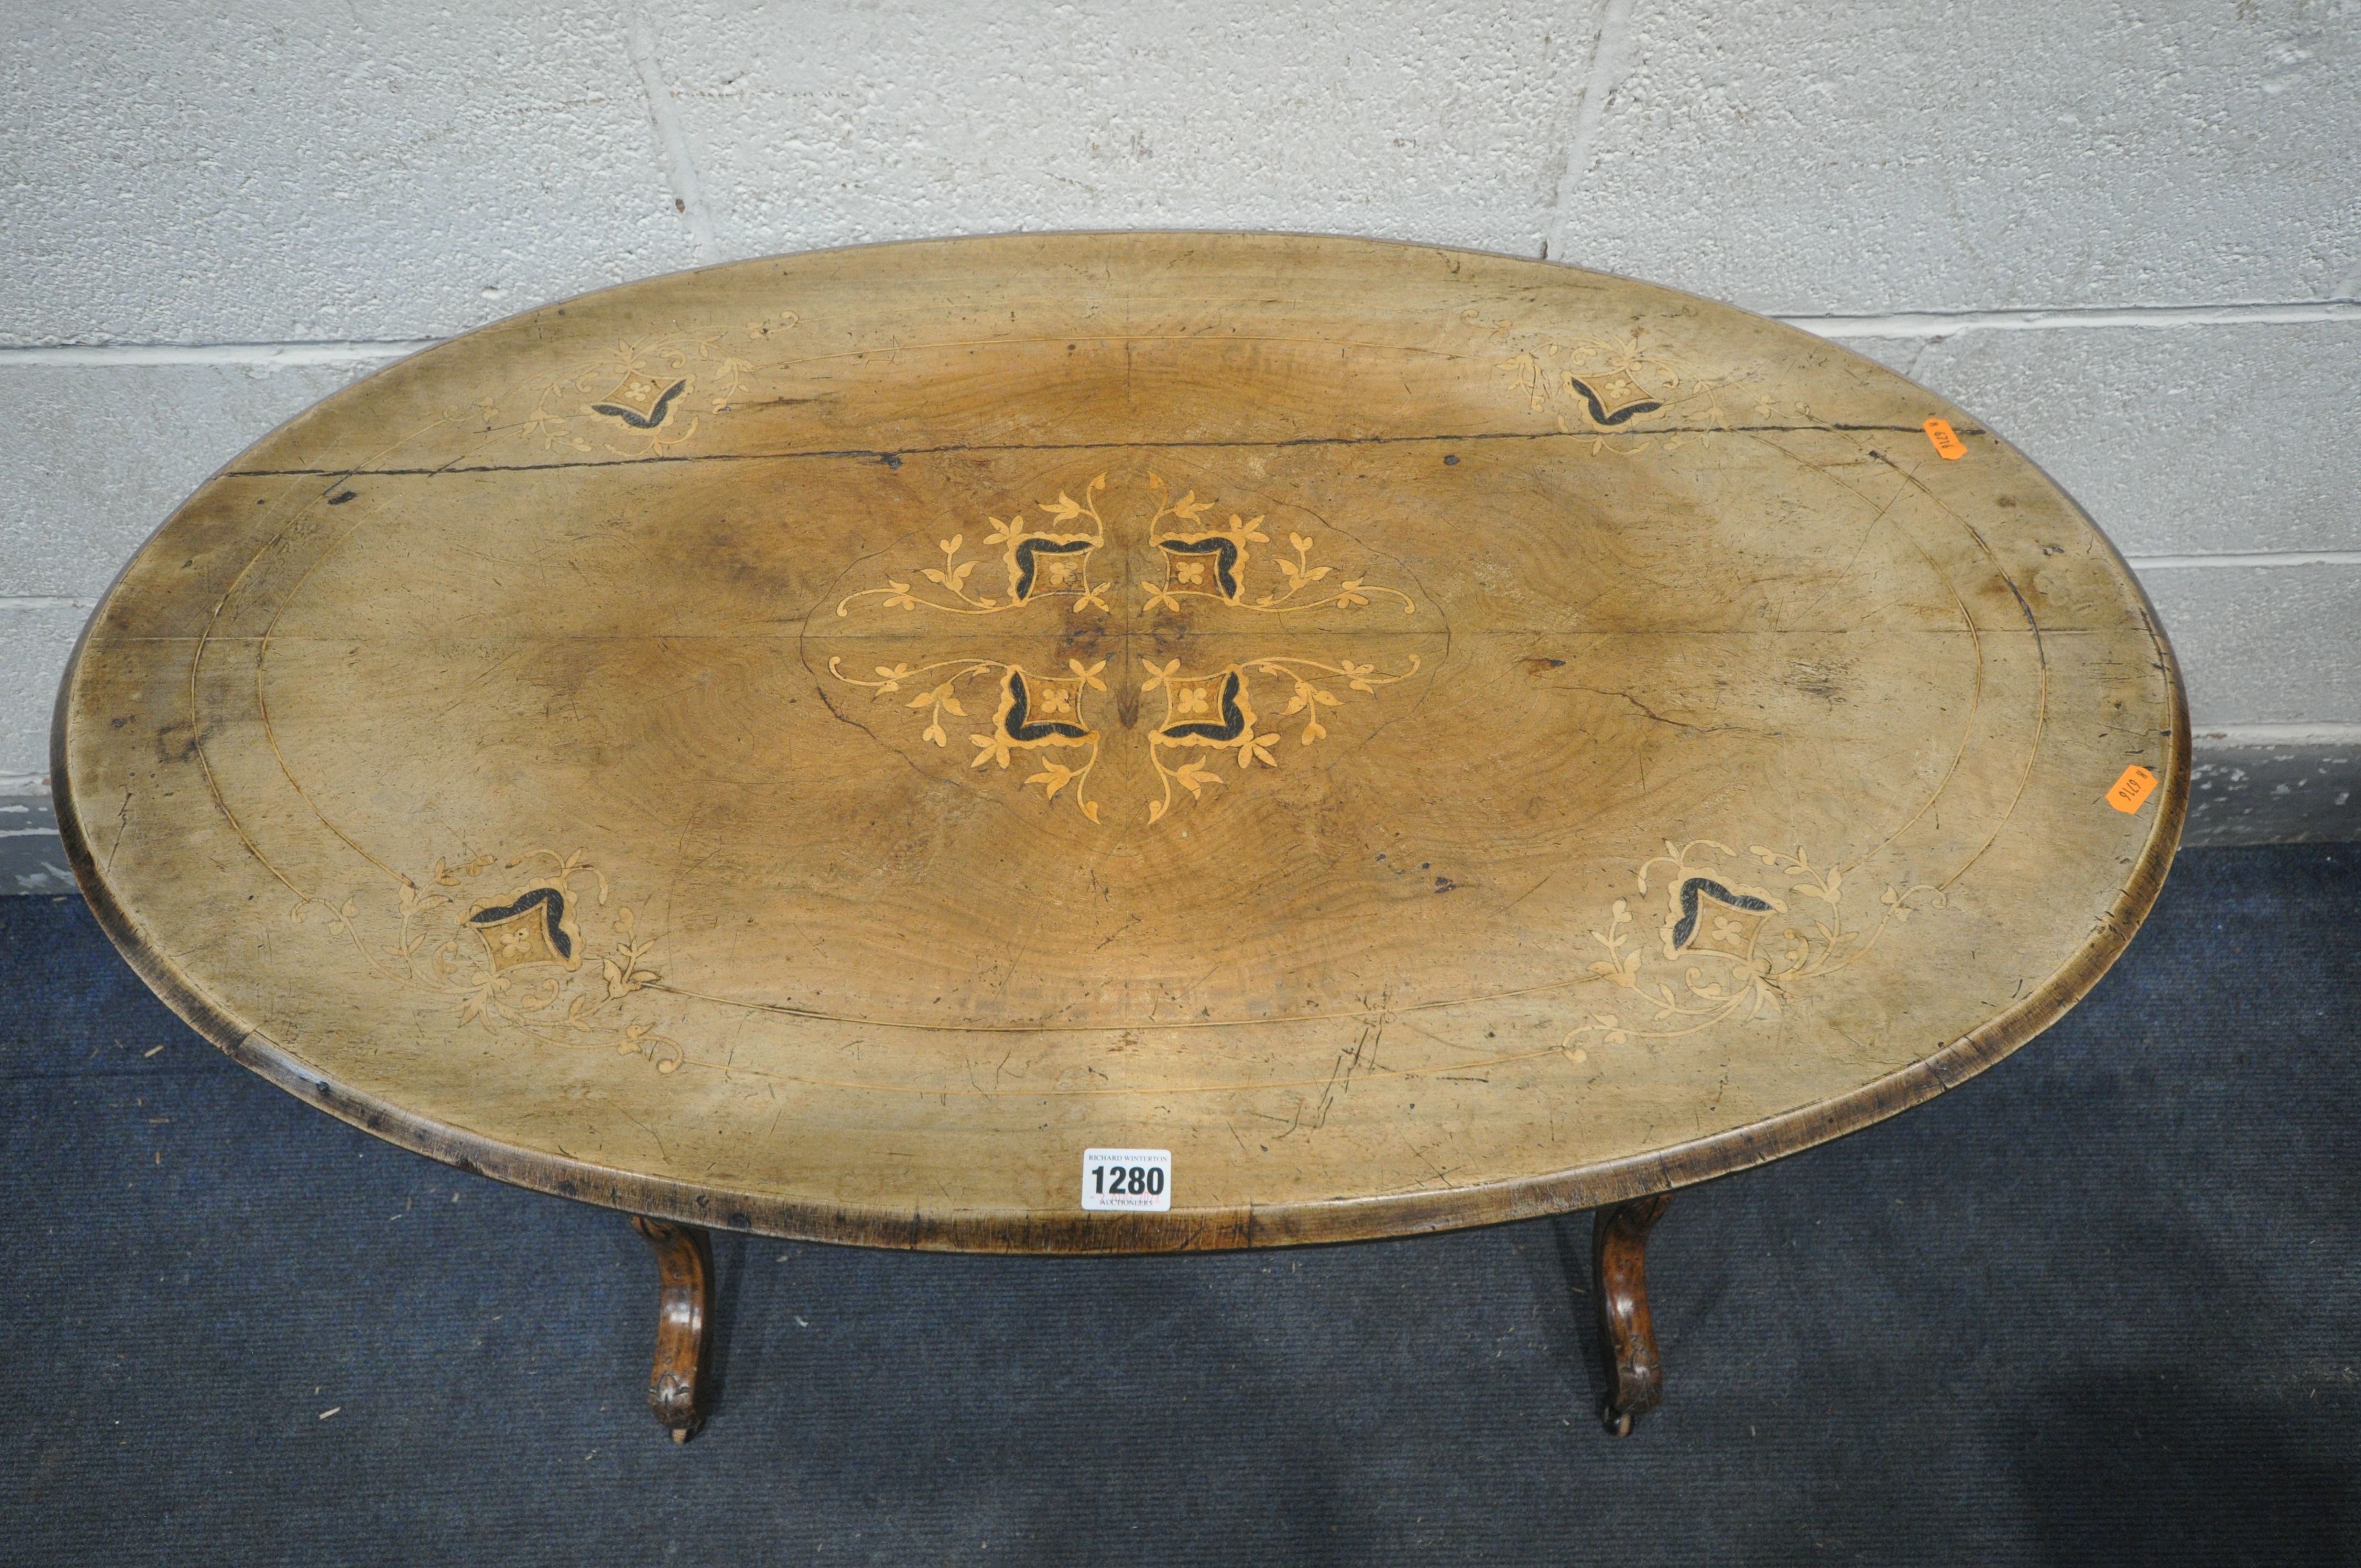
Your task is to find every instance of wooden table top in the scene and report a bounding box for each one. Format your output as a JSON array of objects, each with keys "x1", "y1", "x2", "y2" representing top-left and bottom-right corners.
[{"x1": 56, "y1": 235, "x2": 2185, "y2": 1252}]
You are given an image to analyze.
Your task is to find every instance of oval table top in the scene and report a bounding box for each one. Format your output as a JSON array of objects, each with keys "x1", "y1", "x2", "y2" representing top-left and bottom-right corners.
[{"x1": 56, "y1": 234, "x2": 2185, "y2": 1252}]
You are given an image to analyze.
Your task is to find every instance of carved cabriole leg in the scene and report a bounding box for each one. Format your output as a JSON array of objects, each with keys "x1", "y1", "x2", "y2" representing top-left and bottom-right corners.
[
  {"x1": 1592, "y1": 1191, "x2": 1672, "y2": 1436},
  {"x1": 630, "y1": 1216, "x2": 712, "y2": 1442}
]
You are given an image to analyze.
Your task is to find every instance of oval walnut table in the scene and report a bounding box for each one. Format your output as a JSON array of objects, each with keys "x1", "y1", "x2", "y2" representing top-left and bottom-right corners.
[{"x1": 54, "y1": 234, "x2": 2185, "y2": 1441}]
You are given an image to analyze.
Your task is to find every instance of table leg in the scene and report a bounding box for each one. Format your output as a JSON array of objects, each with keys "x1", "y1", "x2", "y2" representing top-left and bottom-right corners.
[
  {"x1": 1592, "y1": 1191, "x2": 1672, "y2": 1436},
  {"x1": 629, "y1": 1215, "x2": 712, "y2": 1443}
]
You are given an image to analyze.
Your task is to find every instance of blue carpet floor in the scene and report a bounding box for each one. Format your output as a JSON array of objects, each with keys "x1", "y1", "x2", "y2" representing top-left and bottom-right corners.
[{"x1": 1, "y1": 843, "x2": 2356, "y2": 1566}]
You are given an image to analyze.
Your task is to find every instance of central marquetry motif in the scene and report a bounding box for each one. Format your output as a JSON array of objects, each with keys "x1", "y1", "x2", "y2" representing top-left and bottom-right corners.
[{"x1": 821, "y1": 473, "x2": 1423, "y2": 825}]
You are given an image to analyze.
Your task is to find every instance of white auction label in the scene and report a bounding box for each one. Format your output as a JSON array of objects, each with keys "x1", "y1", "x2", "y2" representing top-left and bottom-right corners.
[{"x1": 1081, "y1": 1148, "x2": 1172, "y2": 1212}]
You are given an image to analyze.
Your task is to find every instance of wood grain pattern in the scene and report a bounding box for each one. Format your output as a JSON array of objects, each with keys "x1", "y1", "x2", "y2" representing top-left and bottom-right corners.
[{"x1": 52, "y1": 234, "x2": 2186, "y2": 1253}]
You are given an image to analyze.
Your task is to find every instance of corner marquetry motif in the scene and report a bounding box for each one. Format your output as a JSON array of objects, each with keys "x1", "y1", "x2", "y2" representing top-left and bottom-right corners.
[
  {"x1": 1479, "y1": 322, "x2": 1793, "y2": 455},
  {"x1": 1138, "y1": 655, "x2": 1415, "y2": 823},
  {"x1": 290, "y1": 848, "x2": 684, "y2": 1074},
  {"x1": 1566, "y1": 840, "x2": 1946, "y2": 1048},
  {"x1": 1136, "y1": 480, "x2": 1415, "y2": 616},
  {"x1": 502, "y1": 334, "x2": 752, "y2": 458},
  {"x1": 835, "y1": 477, "x2": 1114, "y2": 618}
]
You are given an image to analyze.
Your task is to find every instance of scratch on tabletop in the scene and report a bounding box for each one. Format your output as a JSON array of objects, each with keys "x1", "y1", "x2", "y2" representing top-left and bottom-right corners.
[{"x1": 106, "y1": 790, "x2": 130, "y2": 873}]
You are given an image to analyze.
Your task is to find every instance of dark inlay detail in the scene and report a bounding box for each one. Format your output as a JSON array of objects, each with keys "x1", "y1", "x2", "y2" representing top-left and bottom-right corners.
[
  {"x1": 1161, "y1": 671, "x2": 1249, "y2": 743},
  {"x1": 1158, "y1": 535, "x2": 1241, "y2": 600},
  {"x1": 592, "y1": 379, "x2": 687, "y2": 430},
  {"x1": 1004, "y1": 671, "x2": 1090, "y2": 743},
  {"x1": 1669, "y1": 878, "x2": 1775, "y2": 951},
  {"x1": 1012, "y1": 536, "x2": 1094, "y2": 600},
  {"x1": 1567, "y1": 376, "x2": 1663, "y2": 427},
  {"x1": 465, "y1": 885, "x2": 574, "y2": 960}
]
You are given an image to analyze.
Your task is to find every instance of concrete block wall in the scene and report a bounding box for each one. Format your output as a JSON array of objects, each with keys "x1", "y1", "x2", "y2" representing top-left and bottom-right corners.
[{"x1": 4, "y1": 0, "x2": 2356, "y2": 888}]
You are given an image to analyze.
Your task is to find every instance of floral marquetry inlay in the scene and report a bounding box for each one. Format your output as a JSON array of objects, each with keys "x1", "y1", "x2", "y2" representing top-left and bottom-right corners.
[
  {"x1": 818, "y1": 473, "x2": 1428, "y2": 826},
  {"x1": 1567, "y1": 841, "x2": 1947, "y2": 1049},
  {"x1": 287, "y1": 848, "x2": 685, "y2": 1074}
]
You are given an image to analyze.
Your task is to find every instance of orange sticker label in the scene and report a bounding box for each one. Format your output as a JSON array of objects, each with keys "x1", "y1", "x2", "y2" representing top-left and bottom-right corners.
[
  {"x1": 2105, "y1": 765, "x2": 2158, "y2": 814},
  {"x1": 1923, "y1": 417, "x2": 1966, "y2": 460}
]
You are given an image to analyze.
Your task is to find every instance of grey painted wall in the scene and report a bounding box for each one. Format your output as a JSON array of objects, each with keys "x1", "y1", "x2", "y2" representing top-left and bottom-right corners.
[{"x1": 4, "y1": 0, "x2": 2355, "y2": 875}]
